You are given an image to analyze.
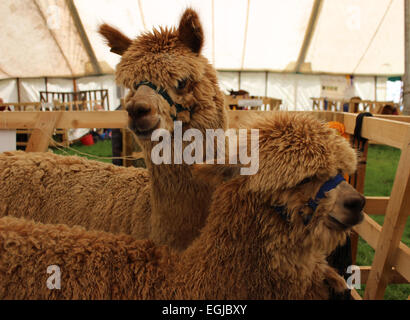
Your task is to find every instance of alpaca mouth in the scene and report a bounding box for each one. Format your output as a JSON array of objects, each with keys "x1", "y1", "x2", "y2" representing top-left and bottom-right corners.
[
  {"x1": 328, "y1": 212, "x2": 363, "y2": 230},
  {"x1": 328, "y1": 215, "x2": 350, "y2": 230},
  {"x1": 133, "y1": 120, "x2": 161, "y2": 140}
]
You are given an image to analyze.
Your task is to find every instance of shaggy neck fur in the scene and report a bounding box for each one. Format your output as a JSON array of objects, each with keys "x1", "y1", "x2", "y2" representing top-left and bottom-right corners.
[
  {"x1": 174, "y1": 179, "x2": 347, "y2": 299},
  {"x1": 104, "y1": 10, "x2": 229, "y2": 250},
  {"x1": 138, "y1": 65, "x2": 227, "y2": 251},
  {"x1": 145, "y1": 161, "x2": 217, "y2": 251}
]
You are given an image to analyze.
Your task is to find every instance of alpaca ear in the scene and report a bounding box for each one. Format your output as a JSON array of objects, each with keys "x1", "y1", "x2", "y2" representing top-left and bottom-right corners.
[
  {"x1": 98, "y1": 24, "x2": 132, "y2": 56},
  {"x1": 191, "y1": 164, "x2": 241, "y2": 185},
  {"x1": 178, "y1": 8, "x2": 204, "y2": 54}
]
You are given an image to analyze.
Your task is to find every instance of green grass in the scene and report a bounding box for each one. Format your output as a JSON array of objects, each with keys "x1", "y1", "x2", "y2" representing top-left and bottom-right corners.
[
  {"x1": 53, "y1": 139, "x2": 113, "y2": 163},
  {"x1": 53, "y1": 141, "x2": 409, "y2": 299},
  {"x1": 364, "y1": 145, "x2": 402, "y2": 196},
  {"x1": 356, "y1": 144, "x2": 410, "y2": 300}
]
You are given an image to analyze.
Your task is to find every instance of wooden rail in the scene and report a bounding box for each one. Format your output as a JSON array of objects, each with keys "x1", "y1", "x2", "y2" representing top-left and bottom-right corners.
[
  {"x1": 1, "y1": 102, "x2": 41, "y2": 111},
  {"x1": 364, "y1": 197, "x2": 390, "y2": 215},
  {"x1": 228, "y1": 110, "x2": 410, "y2": 299},
  {"x1": 224, "y1": 95, "x2": 282, "y2": 110},
  {"x1": 310, "y1": 97, "x2": 400, "y2": 114},
  {"x1": 40, "y1": 89, "x2": 110, "y2": 110},
  {"x1": 0, "y1": 111, "x2": 127, "y2": 131},
  {"x1": 1, "y1": 101, "x2": 107, "y2": 149},
  {"x1": 0, "y1": 110, "x2": 409, "y2": 300},
  {"x1": 306, "y1": 111, "x2": 410, "y2": 299}
]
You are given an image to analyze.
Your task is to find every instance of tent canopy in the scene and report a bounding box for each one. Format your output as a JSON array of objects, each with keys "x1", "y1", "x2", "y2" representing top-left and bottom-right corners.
[{"x1": 0, "y1": 0, "x2": 404, "y2": 79}]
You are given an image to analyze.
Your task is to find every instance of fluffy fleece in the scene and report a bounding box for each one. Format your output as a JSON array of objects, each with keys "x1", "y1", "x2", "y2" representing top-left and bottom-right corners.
[
  {"x1": 0, "y1": 9, "x2": 228, "y2": 251},
  {"x1": 0, "y1": 113, "x2": 361, "y2": 299},
  {"x1": 0, "y1": 151, "x2": 151, "y2": 238},
  {"x1": 106, "y1": 8, "x2": 227, "y2": 250}
]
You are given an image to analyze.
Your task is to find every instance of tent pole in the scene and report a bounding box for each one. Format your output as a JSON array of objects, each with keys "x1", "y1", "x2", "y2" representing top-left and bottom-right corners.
[
  {"x1": 265, "y1": 71, "x2": 268, "y2": 97},
  {"x1": 65, "y1": 0, "x2": 102, "y2": 75},
  {"x1": 294, "y1": 76, "x2": 298, "y2": 110},
  {"x1": 16, "y1": 78, "x2": 21, "y2": 103},
  {"x1": 73, "y1": 78, "x2": 77, "y2": 93},
  {"x1": 404, "y1": 0, "x2": 410, "y2": 115},
  {"x1": 374, "y1": 76, "x2": 377, "y2": 101},
  {"x1": 295, "y1": 0, "x2": 323, "y2": 72}
]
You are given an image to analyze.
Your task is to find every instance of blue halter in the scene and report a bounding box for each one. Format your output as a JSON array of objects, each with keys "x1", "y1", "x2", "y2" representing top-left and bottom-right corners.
[
  {"x1": 272, "y1": 174, "x2": 345, "y2": 226},
  {"x1": 133, "y1": 80, "x2": 192, "y2": 121}
]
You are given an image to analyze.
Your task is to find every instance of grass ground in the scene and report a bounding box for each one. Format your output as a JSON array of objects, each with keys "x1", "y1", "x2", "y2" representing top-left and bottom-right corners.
[
  {"x1": 53, "y1": 139, "x2": 113, "y2": 163},
  {"x1": 356, "y1": 144, "x2": 409, "y2": 300},
  {"x1": 52, "y1": 141, "x2": 409, "y2": 299}
]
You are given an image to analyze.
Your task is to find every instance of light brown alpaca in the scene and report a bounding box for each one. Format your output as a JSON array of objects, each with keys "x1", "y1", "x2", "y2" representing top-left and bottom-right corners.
[
  {"x1": 0, "y1": 113, "x2": 365, "y2": 299},
  {"x1": 0, "y1": 151, "x2": 151, "y2": 237},
  {"x1": 99, "y1": 8, "x2": 227, "y2": 250},
  {"x1": 0, "y1": 9, "x2": 227, "y2": 251}
]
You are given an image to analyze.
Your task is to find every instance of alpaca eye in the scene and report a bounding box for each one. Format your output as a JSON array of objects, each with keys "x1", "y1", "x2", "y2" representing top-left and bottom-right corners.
[
  {"x1": 177, "y1": 79, "x2": 187, "y2": 90},
  {"x1": 299, "y1": 177, "x2": 312, "y2": 185}
]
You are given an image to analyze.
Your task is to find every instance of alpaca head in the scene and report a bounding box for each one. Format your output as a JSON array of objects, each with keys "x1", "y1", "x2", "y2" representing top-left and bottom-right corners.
[
  {"x1": 194, "y1": 113, "x2": 365, "y2": 251},
  {"x1": 99, "y1": 9, "x2": 226, "y2": 146}
]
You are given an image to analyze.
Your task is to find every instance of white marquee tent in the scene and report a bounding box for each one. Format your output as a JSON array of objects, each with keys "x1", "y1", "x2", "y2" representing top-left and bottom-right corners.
[{"x1": 0, "y1": 0, "x2": 405, "y2": 110}]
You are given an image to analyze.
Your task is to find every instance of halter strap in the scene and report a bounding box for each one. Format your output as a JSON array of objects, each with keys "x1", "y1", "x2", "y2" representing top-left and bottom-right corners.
[
  {"x1": 134, "y1": 80, "x2": 192, "y2": 121},
  {"x1": 272, "y1": 174, "x2": 345, "y2": 226},
  {"x1": 307, "y1": 174, "x2": 345, "y2": 212}
]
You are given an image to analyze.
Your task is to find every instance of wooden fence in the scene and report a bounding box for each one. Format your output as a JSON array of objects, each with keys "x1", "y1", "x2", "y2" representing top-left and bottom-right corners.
[
  {"x1": 40, "y1": 89, "x2": 110, "y2": 110},
  {"x1": 232, "y1": 110, "x2": 410, "y2": 299},
  {"x1": 0, "y1": 110, "x2": 409, "y2": 299},
  {"x1": 225, "y1": 95, "x2": 282, "y2": 110},
  {"x1": 1, "y1": 100, "x2": 108, "y2": 149},
  {"x1": 311, "y1": 97, "x2": 400, "y2": 114}
]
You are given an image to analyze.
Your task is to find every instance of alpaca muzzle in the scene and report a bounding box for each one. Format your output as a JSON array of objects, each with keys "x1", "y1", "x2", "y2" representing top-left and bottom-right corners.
[
  {"x1": 272, "y1": 174, "x2": 364, "y2": 228},
  {"x1": 134, "y1": 80, "x2": 192, "y2": 121},
  {"x1": 127, "y1": 101, "x2": 160, "y2": 138},
  {"x1": 328, "y1": 182, "x2": 365, "y2": 230}
]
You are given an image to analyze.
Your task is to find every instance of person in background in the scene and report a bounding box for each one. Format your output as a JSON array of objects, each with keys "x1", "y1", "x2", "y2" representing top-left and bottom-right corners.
[{"x1": 380, "y1": 104, "x2": 399, "y2": 115}]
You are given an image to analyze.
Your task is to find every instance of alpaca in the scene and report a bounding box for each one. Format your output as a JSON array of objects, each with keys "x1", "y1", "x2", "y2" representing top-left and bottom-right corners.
[
  {"x1": 0, "y1": 113, "x2": 365, "y2": 300},
  {"x1": 0, "y1": 151, "x2": 151, "y2": 238},
  {"x1": 100, "y1": 8, "x2": 228, "y2": 250},
  {"x1": 0, "y1": 8, "x2": 227, "y2": 251}
]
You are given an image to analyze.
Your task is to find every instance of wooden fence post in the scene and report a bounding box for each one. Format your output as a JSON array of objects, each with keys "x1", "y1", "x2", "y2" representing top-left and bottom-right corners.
[
  {"x1": 364, "y1": 127, "x2": 410, "y2": 299},
  {"x1": 26, "y1": 113, "x2": 61, "y2": 152}
]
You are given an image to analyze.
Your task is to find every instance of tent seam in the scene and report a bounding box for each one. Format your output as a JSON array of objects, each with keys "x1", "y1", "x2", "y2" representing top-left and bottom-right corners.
[
  {"x1": 65, "y1": 0, "x2": 102, "y2": 75},
  {"x1": 32, "y1": 0, "x2": 75, "y2": 76},
  {"x1": 352, "y1": 0, "x2": 394, "y2": 74},
  {"x1": 138, "y1": 0, "x2": 147, "y2": 30},
  {"x1": 240, "y1": 0, "x2": 251, "y2": 70}
]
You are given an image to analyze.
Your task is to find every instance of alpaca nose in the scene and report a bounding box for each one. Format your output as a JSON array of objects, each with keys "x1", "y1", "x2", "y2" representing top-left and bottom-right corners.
[
  {"x1": 127, "y1": 102, "x2": 151, "y2": 120},
  {"x1": 127, "y1": 102, "x2": 157, "y2": 132},
  {"x1": 343, "y1": 195, "x2": 366, "y2": 215}
]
